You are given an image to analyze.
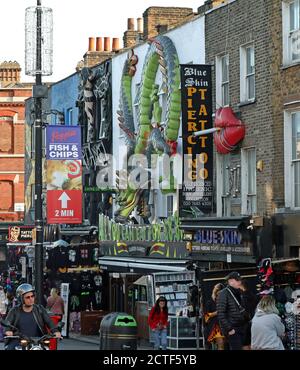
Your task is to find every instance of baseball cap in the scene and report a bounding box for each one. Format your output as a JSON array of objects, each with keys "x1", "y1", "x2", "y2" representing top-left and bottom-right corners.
[{"x1": 225, "y1": 271, "x2": 242, "y2": 281}]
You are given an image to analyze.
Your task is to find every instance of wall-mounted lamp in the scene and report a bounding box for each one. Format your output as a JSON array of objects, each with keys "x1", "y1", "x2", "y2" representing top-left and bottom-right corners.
[
  {"x1": 256, "y1": 160, "x2": 263, "y2": 172},
  {"x1": 186, "y1": 241, "x2": 193, "y2": 253}
]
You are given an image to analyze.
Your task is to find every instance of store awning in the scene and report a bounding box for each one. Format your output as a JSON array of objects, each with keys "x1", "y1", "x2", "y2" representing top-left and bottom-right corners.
[
  {"x1": 180, "y1": 217, "x2": 250, "y2": 230},
  {"x1": 7, "y1": 242, "x2": 31, "y2": 246},
  {"x1": 271, "y1": 257, "x2": 300, "y2": 272},
  {"x1": 98, "y1": 256, "x2": 187, "y2": 273},
  {"x1": 272, "y1": 257, "x2": 300, "y2": 264}
]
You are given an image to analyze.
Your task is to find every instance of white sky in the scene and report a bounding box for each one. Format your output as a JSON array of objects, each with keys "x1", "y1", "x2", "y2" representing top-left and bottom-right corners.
[{"x1": 1, "y1": 0, "x2": 204, "y2": 83}]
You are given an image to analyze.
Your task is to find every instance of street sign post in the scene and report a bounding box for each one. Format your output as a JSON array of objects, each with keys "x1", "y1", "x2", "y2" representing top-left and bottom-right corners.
[
  {"x1": 46, "y1": 126, "x2": 82, "y2": 224},
  {"x1": 47, "y1": 190, "x2": 82, "y2": 224}
]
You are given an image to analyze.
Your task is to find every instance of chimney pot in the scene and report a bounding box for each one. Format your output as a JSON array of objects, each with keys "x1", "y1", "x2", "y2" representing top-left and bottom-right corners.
[
  {"x1": 104, "y1": 37, "x2": 111, "y2": 52},
  {"x1": 127, "y1": 18, "x2": 135, "y2": 31},
  {"x1": 88, "y1": 37, "x2": 95, "y2": 51},
  {"x1": 96, "y1": 37, "x2": 103, "y2": 52},
  {"x1": 112, "y1": 38, "x2": 120, "y2": 52},
  {"x1": 137, "y1": 18, "x2": 143, "y2": 33}
]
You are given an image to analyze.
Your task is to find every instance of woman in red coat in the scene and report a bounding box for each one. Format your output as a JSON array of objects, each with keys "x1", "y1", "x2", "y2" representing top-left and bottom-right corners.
[{"x1": 148, "y1": 296, "x2": 168, "y2": 350}]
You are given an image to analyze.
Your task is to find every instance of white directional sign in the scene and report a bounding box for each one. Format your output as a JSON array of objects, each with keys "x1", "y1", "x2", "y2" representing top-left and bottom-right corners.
[{"x1": 58, "y1": 192, "x2": 71, "y2": 209}]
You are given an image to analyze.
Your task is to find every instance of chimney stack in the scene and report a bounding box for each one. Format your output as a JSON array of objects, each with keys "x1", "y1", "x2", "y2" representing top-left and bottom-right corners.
[
  {"x1": 137, "y1": 18, "x2": 143, "y2": 33},
  {"x1": 104, "y1": 37, "x2": 111, "y2": 52},
  {"x1": 96, "y1": 37, "x2": 103, "y2": 52},
  {"x1": 88, "y1": 37, "x2": 95, "y2": 51},
  {"x1": 0, "y1": 61, "x2": 21, "y2": 87},
  {"x1": 82, "y1": 36, "x2": 114, "y2": 68},
  {"x1": 112, "y1": 38, "x2": 120, "y2": 52},
  {"x1": 127, "y1": 18, "x2": 135, "y2": 31},
  {"x1": 124, "y1": 17, "x2": 141, "y2": 48}
]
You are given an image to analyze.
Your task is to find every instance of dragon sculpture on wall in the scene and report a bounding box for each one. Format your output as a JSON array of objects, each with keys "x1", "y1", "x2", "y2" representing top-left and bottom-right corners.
[{"x1": 114, "y1": 35, "x2": 181, "y2": 224}]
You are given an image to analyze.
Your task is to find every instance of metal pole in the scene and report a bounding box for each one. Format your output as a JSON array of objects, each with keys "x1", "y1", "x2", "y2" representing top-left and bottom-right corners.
[
  {"x1": 34, "y1": 0, "x2": 44, "y2": 304},
  {"x1": 192, "y1": 127, "x2": 221, "y2": 137}
]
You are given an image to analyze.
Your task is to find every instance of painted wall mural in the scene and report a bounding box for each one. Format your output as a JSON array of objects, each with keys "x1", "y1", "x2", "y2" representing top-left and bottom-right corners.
[
  {"x1": 77, "y1": 61, "x2": 113, "y2": 224},
  {"x1": 114, "y1": 36, "x2": 181, "y2": 224}
]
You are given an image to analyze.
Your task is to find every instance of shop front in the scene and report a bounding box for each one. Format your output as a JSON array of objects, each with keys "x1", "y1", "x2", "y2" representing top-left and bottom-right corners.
[
  {"x1": 256, "y1": 257, "x2": 300, "y2": 350},
  {"x1": 0, "y1": 223, "x2": 18, "y2": 272},
  {"x1": 180, "y1": 216, "x2": 259, "y2": 265},
  {"x1": 41, "y1": 239, "x2": 108, "y2": 338},
  {"x1": 98, "y1": 240, "x2": 205, "y2": 349}
]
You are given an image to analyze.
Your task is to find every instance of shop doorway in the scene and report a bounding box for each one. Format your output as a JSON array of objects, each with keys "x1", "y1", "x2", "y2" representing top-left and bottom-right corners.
[{"x1": 110, "y1": 277, "x2": 124, "y2": 312}]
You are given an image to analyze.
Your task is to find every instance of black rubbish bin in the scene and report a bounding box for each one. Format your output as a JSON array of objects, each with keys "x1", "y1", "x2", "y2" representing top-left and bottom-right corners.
[{"x1": 99, "y1": 312, "x2": 137, "y2": 350}]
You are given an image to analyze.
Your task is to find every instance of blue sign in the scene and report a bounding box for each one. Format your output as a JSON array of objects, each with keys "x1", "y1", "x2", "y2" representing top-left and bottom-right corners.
[
  {"x1": 46, "y1": 126, "x2": 82, "y2": 159},
  {"x1": 195, "y1": 229, "x2": 242, "y2": 245}
]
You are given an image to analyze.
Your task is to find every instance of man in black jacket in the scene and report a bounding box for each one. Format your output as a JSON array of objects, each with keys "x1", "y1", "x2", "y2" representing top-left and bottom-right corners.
[
  {"x1": 216, "y1": 272, "x2": 247, "y2": 350},
  {"x1": 3, "y1": 283, "x2": 61, "y2": 350}
]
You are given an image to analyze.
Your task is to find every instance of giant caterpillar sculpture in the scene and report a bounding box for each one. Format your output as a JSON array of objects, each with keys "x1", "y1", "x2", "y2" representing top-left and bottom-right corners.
[{"x1": 115, "y1": 36, "x2": 181, "y2": 223}]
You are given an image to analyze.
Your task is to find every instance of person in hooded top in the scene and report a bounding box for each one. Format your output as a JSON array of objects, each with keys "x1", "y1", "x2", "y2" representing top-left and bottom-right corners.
[{"x1": 251, "y1": 295, "x2": 285, "y2": 350}]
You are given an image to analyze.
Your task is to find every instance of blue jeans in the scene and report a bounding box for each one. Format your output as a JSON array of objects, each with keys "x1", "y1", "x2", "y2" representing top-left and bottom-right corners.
[{"x1": 153, "y1": 328, "x2": 167, "y2": 350}]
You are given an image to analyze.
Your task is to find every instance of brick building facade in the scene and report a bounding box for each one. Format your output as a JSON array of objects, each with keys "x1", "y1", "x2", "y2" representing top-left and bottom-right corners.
[
  {"x1": 142, "y1": 6, "x2": 195, "y2": 39},
  {"x1": 199, "y1": 0, "x2": 300, "y2": 258},
  {"x1": 270, "y1": 0, "x2": 300, "y2": 258},
  {"x1": 0, "y1": 61, "x2": 33, "y2": 222},
  {"x1": 203, "y1": 0, "x2": 274, "y2": 213}
]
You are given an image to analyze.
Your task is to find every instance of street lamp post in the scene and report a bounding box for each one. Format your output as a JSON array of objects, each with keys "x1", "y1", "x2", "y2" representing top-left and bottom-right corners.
[
  {"x1": 25, "y1": 0, "x2": 53, "y2": 304},
  {"x1": 34, "y1": 0, "x2": 43, "y2": 305}
]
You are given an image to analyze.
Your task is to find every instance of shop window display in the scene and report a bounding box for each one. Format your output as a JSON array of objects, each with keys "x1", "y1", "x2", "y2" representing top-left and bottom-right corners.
[
  {"x1": 43, "y1": 242, "x2": 108, "y2": 335},
  {"x1": 258, "y1": 258, "x2": 300, "y2": 350}
]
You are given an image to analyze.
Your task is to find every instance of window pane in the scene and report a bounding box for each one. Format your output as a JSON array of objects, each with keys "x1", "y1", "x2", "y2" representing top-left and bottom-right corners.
[
  {"x1": 294, "y1": 161, "x2": 300, "y2": 206},
  {"x1": 222, "y1": 83, "x2": 229, "y2": 106},
  {"x1": 291, "y1": 31, "x2": 300, "y2": 61},
  {"x1": 290, "y1": 2, "x2": 296, "y2": 31},
  {"x1": 221, "y1": 55, "x2": 229, "y2": 82},
  {"x1": 167, "y1": 196, "x2": 173, "y2": 216},
  {"x1": 246, "y1": 47, "x2": 254, "y2": 74},
  {"x1": 292, "y1": 112, "x2": 300, "y2": 159},
  {"x1": 247, "y1": 75, "x2": 255, "y2": 100},
  {"x1": 222, "y1": 155, "x2": 230, "y2": 195},
  {"x1": 247, "y1": 149, "x2": 256, "y2": 194}
]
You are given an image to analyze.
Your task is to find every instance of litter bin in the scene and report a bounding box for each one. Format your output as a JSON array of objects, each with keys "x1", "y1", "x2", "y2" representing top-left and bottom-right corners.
[{"x1": 99, "y1": 312, "x2": 137, "y2": 350}]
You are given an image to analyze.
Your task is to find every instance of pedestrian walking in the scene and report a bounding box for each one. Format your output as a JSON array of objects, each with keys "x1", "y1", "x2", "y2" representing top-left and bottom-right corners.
[
  {"x1": 148, "y1": 296, "x2": 168, "y2": 350},
  {"x1": 216, "y1": 272, "x2": 249, "y2": 350},
  {"x1": 203, "y1": 283, "x2": 225, "y2": 350},
  {"x1": 46, "y1": 288, "x2": 65, "y2": 319},
  {"x1": 251, "y1": 295, "x2": 285, "y2": 350}
]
